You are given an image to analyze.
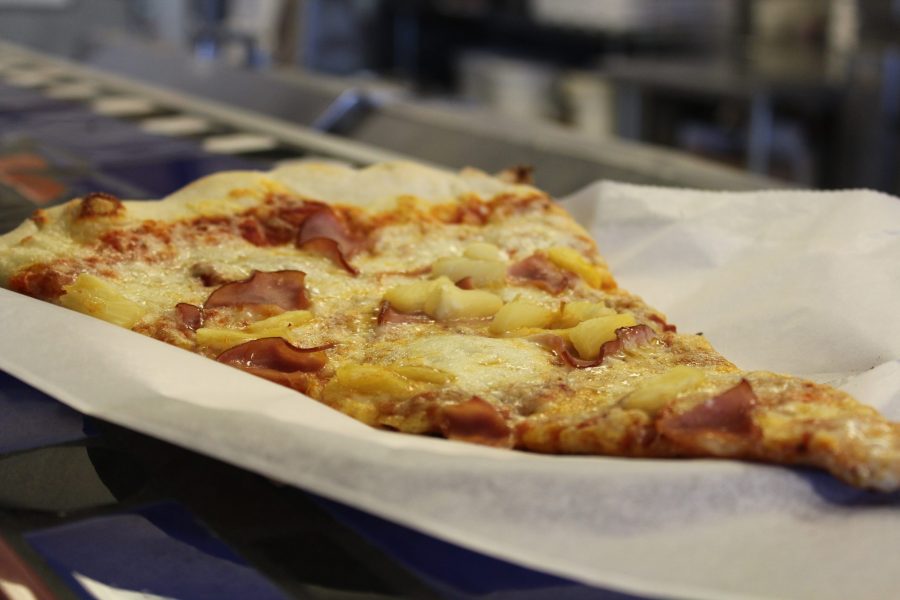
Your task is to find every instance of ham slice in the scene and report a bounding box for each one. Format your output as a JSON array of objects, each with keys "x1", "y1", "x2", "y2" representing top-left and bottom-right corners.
[
  {"x1": 239, "y1": 200, "x2": 328, "y2": 247},
  {"x1": 508, "y1": 253, "x2": 573, "y2": 294},
  {"x1": 454, "y1": 276, "x2": 475, "y2": 290},
  {"x1": 297, "y1": 207, "x2": 362, "y2": 274},
  {"x1": 300, "y1": 238, "x2": 358, "y2": 275},
  {"x1": 649, "y1": 314, "x2": 677, "y2": 333},
  {"x1": 376, "y1": 301, "x2": 432, "y2": 326},
  {"x1": 530, "y1": 324, "x2": 658, "y2": 368},
  {"x1": 216, "y1": 337, "x2": 328, "y2": 372},
  {"x1": 660, "y1": 380, "x2": 758, "y2": 436},
  {"x1": 216, "y1": 337, "x2": 329, "y2": 393},
  {"x1": 175, "y1": 302, "x2": 203, "y2": 331},
  {"x1": 437, "y1": 397, "x2": 513, "y2": 447},
  {"x1": 190, "y1": 262, "x2": 230, "y2": 287},
  {"x1": 204, "y1": 270, "x2": 309, "y2": 311}
]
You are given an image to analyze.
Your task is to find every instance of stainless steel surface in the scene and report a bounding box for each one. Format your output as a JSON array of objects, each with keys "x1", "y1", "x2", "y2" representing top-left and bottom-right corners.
[
  {"x1": 118, "y1": 40, "x2": 788, "y2": 192},
  {"x1": 1, "y1": 37, "x2": 787, "y2": 195},
  {"x1": 0, "y1": 40, "x2": 418, "y2": 168},
  {"x1": 346, "y1": 99, "x2": 788, "y2": 193},
  {"x1": 82, "y1": 36, "x2": 350, "y2": 127}
]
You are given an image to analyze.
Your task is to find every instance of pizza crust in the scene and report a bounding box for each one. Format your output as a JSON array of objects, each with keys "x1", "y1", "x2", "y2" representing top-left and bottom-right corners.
[
  {"x1": 0, "y1": 161, "x2": 535, "y2": 245},
  {"x1": 268, "y1": 161, "x2": 537, "y2": 208},
  {"x1": 0, "y1": 161, "x2": 538, "y2": 286}
]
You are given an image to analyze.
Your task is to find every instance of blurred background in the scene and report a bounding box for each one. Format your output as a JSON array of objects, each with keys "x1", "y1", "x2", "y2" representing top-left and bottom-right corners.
[{"x1": 0, "y1": 0, "x2": 898, "y2": 195}]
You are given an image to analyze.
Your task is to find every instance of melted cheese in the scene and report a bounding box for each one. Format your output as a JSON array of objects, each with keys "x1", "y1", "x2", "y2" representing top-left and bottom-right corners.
[{"x1": 376, "y1": 334, "x2": 556, "y2": 398}]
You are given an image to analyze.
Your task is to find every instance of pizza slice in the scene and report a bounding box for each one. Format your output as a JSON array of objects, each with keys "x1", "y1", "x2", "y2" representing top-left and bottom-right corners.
[{"x1": 1, "y1": 161, "x2": 897, "y2": 490}]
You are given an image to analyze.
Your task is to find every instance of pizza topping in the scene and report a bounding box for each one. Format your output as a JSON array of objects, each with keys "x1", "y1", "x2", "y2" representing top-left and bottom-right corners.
[
  {"x1": 449, "y1": 197, "x2": 493, "y2": 225},
  {"x1": 531, "y1": 324, "x2": 657, "y2": 368},
  {"x1": 96, "y1": 222, "x2": 173, "y2": 259},
  {"x1": 176, "y1": 302, "x2": 204, "y2": 331},
  {"x1": 463, "y1": 242, "x2": 503, "y2": 261},
  {"x1": 648, "y1": 314, "x2": 677, "y2": 333},
  {"x1": 442, "y1": 194, "x2": 550, "y2": 225},
  {"x1": 59, "y1": 273, "x2": 145, "y2": 328},
  {"x1": 383, "y1": 276, "x2": 500, "y2": 320},
  {"x1": 432, "y1": 256, "x2": 506, "y2": 289},
  {"x1": 659, "y1": 379, "x2": 758, "y2": 436},
  {"x1": 242, "y1": 310, "x2": 314, "y2": 333},
  {"x1": 297, "y1": 206, "x2": 359, "y2": 253},
  {"x1": 275, "y1": 200, "x2": 330, "y2": 225},
  {"x1": 496, "y1": 165, "x2": 534, "y2": 185},
  {"x1": 239, "y1": 368, "x2": 318, "y2": 393},
  {"x1": 204, "y1": 270, "x2": 310, "y2": 311},
  {"x1": 217, "y1": 337, "x2": 328, "y2": 372},
  {"x1": 620, "y1": 366, "x2": 706, "y2": 415},
  {"x1": 529, "y1": 334, "x2": 595, "y2": 368},
  {"x1": 384, "y1": 278, "x2": 447, "y2": 314},
  {"x1": 299, "y1": 238, "x2": 358, "y2": 275},
  {"x1": 569, "y1": 313, "x2": 638, "y2": 360},
  {"x1": 508, "y1": 253, "x2": 575, "y2": 294},
  {"x1": 31, "y1": 209, "x2": 48, "y2": 227},
  {"x1": 376, "y1": 301, "x2": 432, "y2": 326},
  {"x1": 545, "y1": 247, "x2": 615, "y2": 290},
  {"x1": 238, "y1": 218, "x2": 270, "y2": 247},
  {"x1": 196, "y1": 310, "x2": 314, "y2": 352},
  {"x1": 238, "y1": 199, "x2": 327, "y2": 247},
  {"x1": 8, "y1": 263, "x2": 76, "y2": 300},
  {"x1": 597, "y1": 324, "x2": 659, "y2": 359},
  {"x1": 437, "y1": 397, "x2": 514, "y2": 447},
  {"x1": 190, "y1": 262, "x2": 235, "y2": 287},
  {"x1": 332, "y1": 364, "x2": 413, "y2": 397},
  {"x1": 554, "y1": 301, "x2": 616, "y2": 329},
  {"x1": 454, "y1": 277, "x2": 475, "y2": 290},
  {"x1": 196, "y1": 328, "x2": 263, "y2": 353},
  {"x1": 391, "y1": 365, "x2": 454, "y2": 384},
  {"x1": 297, "y1": 206, "x2": 362, "y2": 274},
  {"x1": 216, "y1": 337, "x2": 328, "y2": 393},
  {"x1": 489, "y1": 300, "x2": 555, "y2": 335},
  {"x1": 422, "y1": 279, "x2": 503, "y2": 320},
  {"x1": 77, "y1": 192, "x2": 123, "y2": 220}
]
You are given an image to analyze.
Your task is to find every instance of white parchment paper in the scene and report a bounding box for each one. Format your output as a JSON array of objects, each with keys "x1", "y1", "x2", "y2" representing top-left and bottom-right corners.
[{"x1": 2, "y1": 181, "x2": 900, "y2": 600}]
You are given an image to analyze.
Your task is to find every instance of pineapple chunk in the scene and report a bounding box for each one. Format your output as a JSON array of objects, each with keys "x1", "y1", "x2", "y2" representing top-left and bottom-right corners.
[
  {"x1": 59, "y1": 274, "x2": 145, "y2": 328},
  {"x1": 621, "y1": 366, "x2": 706, "y2": 414},
  {"x1": 195, "y1": 327, "x2": 258, "y2": 352},
  {"x1": 392, "y1": 365, "x2": 454, "y2": 384},
  {"x1": 431, "y1": 256, "x2": 506, "y2": 288},
  {"x1": 489, "y1": 300, "x2": 555, "y2": 335},
  {"x1": 335, "y1": 364, "x2": 412, "y2": 396},
  {"x1": 196, "y1": 310, "x2": 313, "y2": 352},
  {"x1": 423, "y1": 280, "x2": 503, "y2": 320},
  {"x1": 546, "y1": 247, "x2": 613, "y2": 289},
  {"x1": 463, "y1": 242, "x2": 502, "y2": 261},
  {"x1": 383, "y1": 277, "x2": 451, "y2": 313},
  {"x1": 554, "y1": 301, "x2": 616, "y2": 329},
  {"x1": 568, "y1": 313, "x2": 637, "y2": 360},
  {"x1": 243, "y1": 310, "x2": 313, "y2": 334}
]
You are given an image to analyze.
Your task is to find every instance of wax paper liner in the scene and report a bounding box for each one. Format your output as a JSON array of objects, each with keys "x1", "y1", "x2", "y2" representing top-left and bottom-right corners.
[{"x1": 1, "y1": 181, "x2": 899, "y2": 600}]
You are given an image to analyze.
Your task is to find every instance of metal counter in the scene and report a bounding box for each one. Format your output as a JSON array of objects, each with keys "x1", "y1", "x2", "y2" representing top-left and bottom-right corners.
[{"x1": 48, "y1": 36, "x2": 786, "y2": 196}]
